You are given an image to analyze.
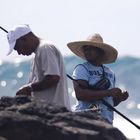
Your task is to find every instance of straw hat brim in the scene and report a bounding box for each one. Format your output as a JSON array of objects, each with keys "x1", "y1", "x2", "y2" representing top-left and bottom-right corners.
[{"x1": 67, "y1": 41, "x2": 118, "y2": 64}]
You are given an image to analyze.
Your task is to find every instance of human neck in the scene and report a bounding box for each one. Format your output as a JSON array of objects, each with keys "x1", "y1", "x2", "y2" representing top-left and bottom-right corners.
[
  {"x1": 88, "y1": 60, "x2": 102, "y2": 66},
  {"x1": 32, "y1": 36, "x2": 40, "y2": 53}
]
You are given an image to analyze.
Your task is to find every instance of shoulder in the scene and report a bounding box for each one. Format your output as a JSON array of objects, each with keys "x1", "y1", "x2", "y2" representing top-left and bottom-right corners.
[
  {"x1": 37, "y1": 40, "x2": 60, "y2": 55},
  {"x1": 75, "y1": 62, "x2": 89, "y2": 71},
  {"x1": 38, "y1": 40, "x2": 55, "y2": 50},
  {"x1": 73, "y1": 62, "x2": 90, "y2": 80},
  {"x1": 103, "y1": 65, "x2": 114, "y2": 73},
  {"x1": 73, "y1": 62, "x2": 90, "y2": 76},
  {"x1": 103, "y1": 65, "x2": 112, "y2": 71}
]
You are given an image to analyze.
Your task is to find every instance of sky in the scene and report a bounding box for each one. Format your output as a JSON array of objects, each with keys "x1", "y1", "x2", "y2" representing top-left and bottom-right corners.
[
  {"x1": 0, "y1": 0, "x2": 140, "y2": 60},
  {"x1": 0, "y1": 1, "x2": 140, "y2": 139}
]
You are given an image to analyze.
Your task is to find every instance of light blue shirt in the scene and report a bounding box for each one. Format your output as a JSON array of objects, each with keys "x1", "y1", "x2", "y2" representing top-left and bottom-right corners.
[{"x1": 72, "y1": 62, "x2": 116, "y2": 123}]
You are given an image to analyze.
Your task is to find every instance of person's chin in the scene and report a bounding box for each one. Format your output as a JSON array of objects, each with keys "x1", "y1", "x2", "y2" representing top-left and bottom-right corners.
[
  {"x1": 24, "y1": 52, "x2": 32, "y2": 56},
  {"x1": 21, "y1": 54, "x2": 29, "y2": 56},
  {"x1": 26, "y1": 54, "x2": 31, "y2": 56},
  {"x1": 85, "y1": 57, "x2": 91, "y2": 61}
]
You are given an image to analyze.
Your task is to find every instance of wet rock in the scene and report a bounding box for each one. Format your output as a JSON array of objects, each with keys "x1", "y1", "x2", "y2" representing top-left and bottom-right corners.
[
  {"x1": 0, "y1": 137, "x2": 7, "y2": 140},
  {"x1": 0, "y1": 96, "x2": 128, "y2": 140}
]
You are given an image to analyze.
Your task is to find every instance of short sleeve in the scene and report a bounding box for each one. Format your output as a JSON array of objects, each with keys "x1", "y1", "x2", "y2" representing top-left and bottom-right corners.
[
  {"x1": 38, "y1": 45, "x2": 60, "y2": 76},
  {"x1": 72, "y1": 64, "x2": 89, "y2": 81}
]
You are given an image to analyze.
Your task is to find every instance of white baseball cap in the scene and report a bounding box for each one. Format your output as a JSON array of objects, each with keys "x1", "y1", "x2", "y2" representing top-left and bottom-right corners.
[{"x1": 7, "y1": 24, "x2": 31, "y2": 55}]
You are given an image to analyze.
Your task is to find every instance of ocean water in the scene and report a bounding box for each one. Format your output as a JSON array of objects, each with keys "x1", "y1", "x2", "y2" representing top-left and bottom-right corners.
[{"x1": 0, "y1": 55, "x2": 140, "y2": 139}]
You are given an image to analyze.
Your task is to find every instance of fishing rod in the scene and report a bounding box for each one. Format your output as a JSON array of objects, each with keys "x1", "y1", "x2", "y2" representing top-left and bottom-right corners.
[
  {"x1": 1, "y1": 25, "x2": 140, "y2": 130},
  {"x1": 0, "y1": 26, "x2": 8, "y2": 33},
  {"x1": 67, "y1": 74, "x2": 140, "y2": 130}
]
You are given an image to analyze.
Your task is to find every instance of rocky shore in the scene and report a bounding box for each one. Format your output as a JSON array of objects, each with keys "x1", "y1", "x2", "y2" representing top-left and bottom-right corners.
[{"x1": 0, "y1": 96, "x2": 128, "y2": 140}]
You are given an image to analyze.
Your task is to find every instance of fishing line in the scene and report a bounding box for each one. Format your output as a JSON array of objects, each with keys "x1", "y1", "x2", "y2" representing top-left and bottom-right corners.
[
  {"x1": 0, "y1": 26, "x2": 8, "y2": 33},
  {"x1": 67, "y1": 74, "x2": 140, "y2": 130}
]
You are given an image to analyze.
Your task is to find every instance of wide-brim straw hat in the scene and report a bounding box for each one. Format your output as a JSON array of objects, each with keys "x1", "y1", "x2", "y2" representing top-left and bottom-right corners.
[{"x1": 67, "y1": 33, "x2": 118, "y2": 64}]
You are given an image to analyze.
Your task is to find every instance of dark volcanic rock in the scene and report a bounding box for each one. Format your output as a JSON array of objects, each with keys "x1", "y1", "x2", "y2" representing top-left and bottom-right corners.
[{"x1": 0, "y1": 96, "x2": 127, "y2": 140}]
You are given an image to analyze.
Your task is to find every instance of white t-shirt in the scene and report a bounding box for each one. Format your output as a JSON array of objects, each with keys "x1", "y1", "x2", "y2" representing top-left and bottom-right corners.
[{"x1": 29, "y1": 39, "x2": 71, "y2": 110}]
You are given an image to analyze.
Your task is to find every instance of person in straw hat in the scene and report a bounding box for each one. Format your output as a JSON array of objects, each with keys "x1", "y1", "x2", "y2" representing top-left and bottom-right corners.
[{"x1": 67, "y1": 33, "x2": 129, "y2": 124}]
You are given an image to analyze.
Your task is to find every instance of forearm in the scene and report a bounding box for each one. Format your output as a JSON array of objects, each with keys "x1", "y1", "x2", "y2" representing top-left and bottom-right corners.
[
  {"x1": 73, "y1": 80, "x2": 124, "y2": 102},
  {"x1": 16, "y1": 75, "x2": 59, "y2": 96},
  {"x1": 31, "y1": 75, "x2": 60, "y2": 92},
  {"x1": 76, "y1": 88, "x2": 110, "y2": 101}
]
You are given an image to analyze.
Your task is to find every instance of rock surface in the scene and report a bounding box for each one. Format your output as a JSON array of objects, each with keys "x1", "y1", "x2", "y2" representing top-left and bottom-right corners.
[{"x1": 0, "y1": 96, "x2": 127, "y2": 140}]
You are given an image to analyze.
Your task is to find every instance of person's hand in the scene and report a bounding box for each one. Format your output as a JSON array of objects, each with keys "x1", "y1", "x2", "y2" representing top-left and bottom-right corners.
[
  {"x1": 109, "y1": 88, "x2": 129, "y2": 106},
  {"x1": 108, "y1": 88, "x2": 129, "y2": 99},
  {"x1": 16, "y1": 86, "x2": 31, "y2": 96},
  {"x1": 108, "y1": 88, "x2": 122, "y2": 98},
  {"x1": 119, "y1": 90, "x2": 129, "y2": 101}
]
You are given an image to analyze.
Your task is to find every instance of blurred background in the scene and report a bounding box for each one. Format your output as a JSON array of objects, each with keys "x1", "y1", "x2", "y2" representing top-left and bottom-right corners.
[{"x1": 0, "y1": 0, "x2": 140, "y2": 139}]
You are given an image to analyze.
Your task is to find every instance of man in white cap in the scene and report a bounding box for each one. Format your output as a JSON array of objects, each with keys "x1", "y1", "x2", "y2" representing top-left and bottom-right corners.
[
  {"x1": 67, "y1": 33, "x2": 129, "y2": 123},
  {"x1": 7, "y1": 24, "x2": 71, "y2": 110}
]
